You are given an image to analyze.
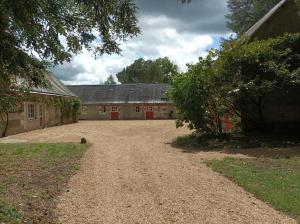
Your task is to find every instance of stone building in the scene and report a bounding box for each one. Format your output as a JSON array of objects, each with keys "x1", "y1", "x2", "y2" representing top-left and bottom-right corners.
[
  {"x1": 243, "y1": 0, "x2": 300, "y2": 133},
  {"x1": 68, "y1": 83, "x2": 176, "y2": 120},
  {"x1": 1, "y1": 73, "x2": 79, "y2": 136}
]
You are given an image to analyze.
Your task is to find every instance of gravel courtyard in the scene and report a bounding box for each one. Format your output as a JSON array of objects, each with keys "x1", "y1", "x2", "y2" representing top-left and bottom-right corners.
[{"x1": 7, "y1": 120, "x2": 296, "y2": 224}]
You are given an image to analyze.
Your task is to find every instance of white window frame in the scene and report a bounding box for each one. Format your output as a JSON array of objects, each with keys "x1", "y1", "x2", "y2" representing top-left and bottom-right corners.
[
  {"x1": 136, "y1": 106, "x2": 140, "y2": 113},
  {"x1": 111, "y1": 106, "x2": 118, "y2": 112},
  {"x1": 27, "y1": 103, "x2": 36, "y2": 120},
  {"x1": 147, "y1": 106, "x2": 153, "y2": 111},
  {"x1": 99, "y1": 106, "x2": 107, "y2": 113}
]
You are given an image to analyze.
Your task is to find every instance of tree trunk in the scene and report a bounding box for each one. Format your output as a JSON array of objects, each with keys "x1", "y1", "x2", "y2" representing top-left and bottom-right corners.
[
  {"x1": 1, "y1": 112, "x2": 9, "y2": 138},
  {"x1": 258, "y1": 96, "x2": 265, "y2": 123},
  {"x1": 241, "y1": 96, "x2": 265, "y2": 133},
  {"x1": 257, "y1": 96, "x2": 268, "y2": 132}
]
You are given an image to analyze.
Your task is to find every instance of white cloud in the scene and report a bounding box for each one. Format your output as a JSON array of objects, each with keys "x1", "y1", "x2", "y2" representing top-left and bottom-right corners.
[{"x1": 54, "y1": 15, "x2": 223, "y2": 85}]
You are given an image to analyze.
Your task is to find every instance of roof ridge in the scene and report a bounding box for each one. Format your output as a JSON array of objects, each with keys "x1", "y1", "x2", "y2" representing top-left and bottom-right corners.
[
  {"x1": 31, "y1": 72, "x2": 77, "y2": 97},
  {"x1": 67, "y1": 83, "x2": 172, "y2": 104},
  {"x1": 246, "y1": 0, "x2": 288, "y2": 37}
]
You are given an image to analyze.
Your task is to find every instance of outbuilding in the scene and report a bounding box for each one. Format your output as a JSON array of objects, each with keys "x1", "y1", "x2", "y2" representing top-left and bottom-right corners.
[
  {"x1": 68, "y1": 83, "x2": 176, "y2": 120},
  {"x1": 1, "y1": 73, "x2": 79, "y2": 136},
  {"x1": 242, "y1": 0, "x2": 300, "y2": 133}
]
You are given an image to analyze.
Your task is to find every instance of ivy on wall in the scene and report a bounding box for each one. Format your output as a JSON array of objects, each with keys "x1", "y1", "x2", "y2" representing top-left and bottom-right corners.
[
  {"x1": 26, "y1": 94, "x2": 81, "y2": 123},
  {"x1": 56, "y1": 97, "x2": 81, "y2": 123}
]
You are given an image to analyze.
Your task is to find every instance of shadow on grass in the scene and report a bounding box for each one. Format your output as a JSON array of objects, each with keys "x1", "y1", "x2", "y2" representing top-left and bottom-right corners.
[{"x1": 171, "y1": 133, "x2": 300, "y2": 158}]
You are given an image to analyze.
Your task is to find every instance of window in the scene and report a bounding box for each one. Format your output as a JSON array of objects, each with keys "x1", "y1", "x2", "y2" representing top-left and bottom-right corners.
[
  {"x1": 112, "y1": 106, "x2": 118, "y2": 112},
  {"x1": 99, "y1": 106, "x2": 106, "y2": 113},
  {"x1": 82, "y1": 105, "x2": 88, "y2": 115},
  {"x1": 147, "y1": 106, "x2": 153, "y2": 111},
  {"x1": 136, "y1": 106, "x2": 140, "y2": 112},
  {"x1": 27, "y1": 104, "x2": 35, "y2": 119}
]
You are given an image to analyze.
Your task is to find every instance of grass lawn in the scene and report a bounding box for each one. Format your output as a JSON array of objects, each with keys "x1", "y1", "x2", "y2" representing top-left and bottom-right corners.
[
  {"x1": 173, "y1": 134, "x2": 300, "y2": 221},
  {"x1": 0, "y1": 143, "x2": 88, "y2": 224},
  {"x1": 206, "y1": 157, "x2": 300, "y2": 222}
]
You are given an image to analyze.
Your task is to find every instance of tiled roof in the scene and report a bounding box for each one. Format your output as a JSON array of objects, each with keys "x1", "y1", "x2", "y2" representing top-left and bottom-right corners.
[
  {"x1": 31, "y1": 73, "x2": 77, "y2": 97},
  {"x1": 67, "y1": 83, "x2": 171, "y2": 104},
  {"x1": 246, "y1": 0, "x2": 288, "y2": 37}
]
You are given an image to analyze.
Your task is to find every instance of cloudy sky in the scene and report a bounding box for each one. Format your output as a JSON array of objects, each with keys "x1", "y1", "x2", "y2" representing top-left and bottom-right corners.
[{"x1": 52, "y1": 0, "x2": 230, "y2": 85}]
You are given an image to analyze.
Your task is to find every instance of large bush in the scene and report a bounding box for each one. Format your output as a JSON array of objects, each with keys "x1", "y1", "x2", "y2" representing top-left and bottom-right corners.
[
  {"x1": 169, "y1": 53, "x2": 230, "y2": 135},
  {"x1": 216, "y1": 33, "x2": 300, "y2": 131},
  {"x1": 169, "y1": 33, "x2": 300, "y2": 135}
]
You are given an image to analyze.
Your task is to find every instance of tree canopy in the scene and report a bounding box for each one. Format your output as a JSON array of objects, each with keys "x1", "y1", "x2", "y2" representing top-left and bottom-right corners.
[
  {"x1": 0, "y1": 0, "x2": 140, "y2": 88},
  {"x1": 226, "y1": 0, "x2": 281, "y2": 34},
  {"x1": 116, "y1": 57, "x2": 179, "y2": 84}
]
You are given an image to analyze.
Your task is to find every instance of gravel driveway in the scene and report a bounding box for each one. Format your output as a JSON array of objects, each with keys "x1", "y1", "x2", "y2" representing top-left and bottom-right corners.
[{"x1": 9, "y1": 120, "x2": 296, "y2": 224}]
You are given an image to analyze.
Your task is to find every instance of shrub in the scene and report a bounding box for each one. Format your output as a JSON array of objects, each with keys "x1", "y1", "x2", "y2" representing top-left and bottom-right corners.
[
  {"x1": 169, "y1": 33, "x2": 300, "y2": 135},
  {"x1": 216, "y1": 33, "x2": 300, "y2": 131},
  {"x1": 169, "y1": 52, "x2": 232, "y2": 135}
]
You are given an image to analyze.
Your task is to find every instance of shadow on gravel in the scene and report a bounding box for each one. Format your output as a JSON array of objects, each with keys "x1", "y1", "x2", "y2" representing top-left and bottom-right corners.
[{"x1": 170, "y1": 133, "x2": 300, "y2": 159}]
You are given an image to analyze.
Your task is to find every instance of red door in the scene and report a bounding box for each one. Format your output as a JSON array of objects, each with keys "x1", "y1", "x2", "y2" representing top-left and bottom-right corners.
[
  {"x1": 111, "y1": 112, "x2": 119, "y2": 120},
  {"x1": 223, "y1": 113, "x2": 234, "y2": 132},
  {"x1": 146, "y1": 111, "x2": 154, "y2": 120}
]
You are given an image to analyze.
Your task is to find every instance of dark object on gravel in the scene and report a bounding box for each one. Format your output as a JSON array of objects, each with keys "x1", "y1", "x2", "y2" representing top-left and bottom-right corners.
[{"x1": 81, "y1": 138, "x2": 87, "y2": 144}]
